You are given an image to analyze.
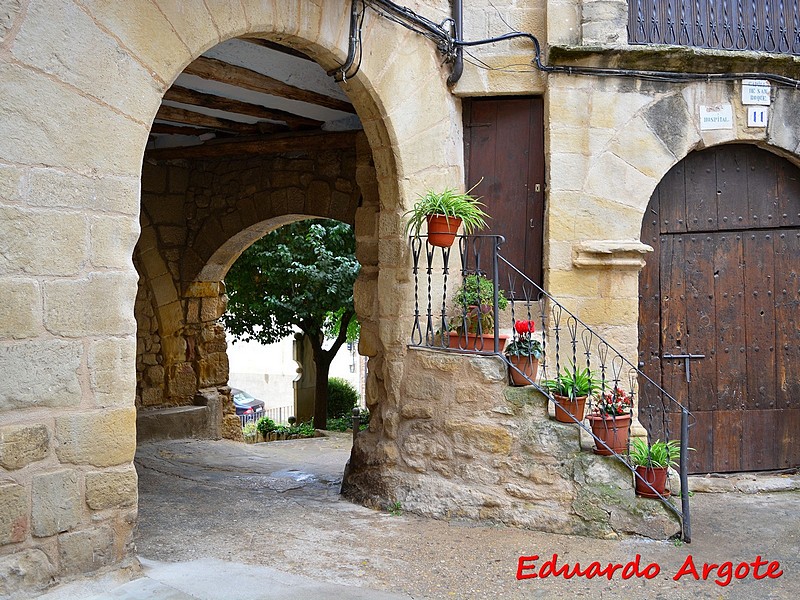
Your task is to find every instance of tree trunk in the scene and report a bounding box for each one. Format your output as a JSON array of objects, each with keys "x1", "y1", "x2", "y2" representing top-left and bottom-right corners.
[{"x1": 311, "y1": 345, "x2": 331, "y2": 430}]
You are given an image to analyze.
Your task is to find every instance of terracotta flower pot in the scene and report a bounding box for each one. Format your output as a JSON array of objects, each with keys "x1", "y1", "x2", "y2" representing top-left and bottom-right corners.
[
  {"x1": 426, "y1": 214, "x2": 462, "y2": 247},
  {"x1": 552, "y1": 394, "x2": 587, "y2": 423},
  {"x1": 635, "y1": 465, "x2": 670, "y2": 498},
  {"x1": 447, "y1": 331, "x2": 508, "y2": 352},
  {"x1": 587, "y1": 412, "x2": 632, "y2": 455},
  {"x1": 508, "y1": 355, "x2": 539, "y2": 386}
]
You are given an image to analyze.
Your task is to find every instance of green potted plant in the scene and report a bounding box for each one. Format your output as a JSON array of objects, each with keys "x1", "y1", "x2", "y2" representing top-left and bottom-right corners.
[
  {"x1": 404, "y1": 184, "x2": 490, "y2": 248},
  {"x1": 505, "y1": 320, "x2": 544, "y2": 386},
  {"x1": 542, "y1": 365, "x2": 599, "y2": 423},
  {"x1": 448, "y1": 273, "x2": 509, "y2": 351},
  {"x1": 630, "y1": 438, "x2": 680, "y2": 498},
  {"x1": 587, "y1": 387, "x2": 633, "y2": 455}
]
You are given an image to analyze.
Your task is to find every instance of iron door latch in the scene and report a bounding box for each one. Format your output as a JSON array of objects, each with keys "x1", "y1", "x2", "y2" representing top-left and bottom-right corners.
[{"x1": 662, "y1": 353, "x2": 705, "y2": 382}]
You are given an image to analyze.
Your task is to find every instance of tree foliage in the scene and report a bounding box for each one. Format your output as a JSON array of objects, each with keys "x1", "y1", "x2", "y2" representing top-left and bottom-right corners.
[
  {"x1": 223, "y1": 219, "x2": 360, "y2": 428},
  {"x1": 224, "y1": 219, "x2": 359, "y2": 345}
]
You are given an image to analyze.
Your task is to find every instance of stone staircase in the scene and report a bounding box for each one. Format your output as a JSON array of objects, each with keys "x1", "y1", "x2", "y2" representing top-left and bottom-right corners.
[{"x1": 343, "y1": 348, "x2": 680, "y2": 540}]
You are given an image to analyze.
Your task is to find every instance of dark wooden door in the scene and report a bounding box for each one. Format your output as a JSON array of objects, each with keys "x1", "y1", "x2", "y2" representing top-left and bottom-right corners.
[
  {"x1": 639, "y1": 144, "x2": 800, "y2": 473},
  {"x1": 464, "y1": 98, "x2": 545, "y2": 292}
]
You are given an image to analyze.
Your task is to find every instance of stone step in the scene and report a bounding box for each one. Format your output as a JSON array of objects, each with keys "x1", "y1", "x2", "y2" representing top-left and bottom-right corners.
[{"x1": 136, "y1": 405, "x2": 209, "y2": 444}]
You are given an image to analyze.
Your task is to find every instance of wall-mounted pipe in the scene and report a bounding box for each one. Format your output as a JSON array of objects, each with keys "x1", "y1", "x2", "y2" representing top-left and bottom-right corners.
[
  {"x1": 446, "y1": 0, "x2": 463, "y2": 86},
  {"x1": 328, "y1": 0, "x2": 361, "y2": 82}
]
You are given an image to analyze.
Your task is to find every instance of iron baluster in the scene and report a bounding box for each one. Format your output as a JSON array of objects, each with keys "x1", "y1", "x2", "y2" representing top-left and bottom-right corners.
[
  {"x1": 779, "y1": 0, "x2": 790, "y2": 51},
  {"x1": 709, "y1": 0, "x2": 721, "y2": 46},
  {"x1": 680, "y1": 0, "x2": 692, "y2": 43},
  {"x1": 424, "y1": 242, "x2": 436, "y2": 346},
  {"x1": 723, "y1": 0, "x2": 736, "y2": 47},
  {"x1": 410, "y1": 236, "x2": 423, "y2": 346},
  {"x1": 751, "y1": 0, "x2": 763, "y2": 48},
  {"x1": 439, "y1": 245, "x2": 451, "y2": 348},
  {"x1": 765, "y1": 0, "x2": 777, "y2": 50}
]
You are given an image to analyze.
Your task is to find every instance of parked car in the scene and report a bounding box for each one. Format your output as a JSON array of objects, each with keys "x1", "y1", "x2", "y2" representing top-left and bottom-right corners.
[{"x1": 230, "y1": 388, "x2": 266, "y2": 417}]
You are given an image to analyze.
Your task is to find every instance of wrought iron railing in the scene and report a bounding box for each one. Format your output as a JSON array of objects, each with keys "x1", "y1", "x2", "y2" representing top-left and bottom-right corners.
[
  {"x1": 409, "y1": 234, "x2": 694, "y2": 542},
  {"x1": 628, "y1": 0, "x2": 800, "y2": 55}
]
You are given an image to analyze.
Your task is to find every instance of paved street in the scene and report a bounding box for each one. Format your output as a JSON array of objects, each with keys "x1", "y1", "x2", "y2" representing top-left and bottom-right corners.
[{"x1": 38, "y1": 435, "x2": 800, "y2": 599}]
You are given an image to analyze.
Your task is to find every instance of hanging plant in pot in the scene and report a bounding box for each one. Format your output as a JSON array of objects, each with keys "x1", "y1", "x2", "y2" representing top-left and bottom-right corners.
[
  {"x1": 630, "y1": 438, "x2": 681, "y2": 498},
  {"x1": 504, "y1": 320, "x2": 543, "y2": 386},
  {"x1": 587, "y1": 387, "x2": 633, "y2": 455},
  {"x1": 403, "y1": 183, "x2": 489, "y2": 248},
  {"x1": 542, "y1": 365, "x2": 598, "y2": 423},
  {"x1": 447, "y1": 273, "x2": 509, "y2": 351}
]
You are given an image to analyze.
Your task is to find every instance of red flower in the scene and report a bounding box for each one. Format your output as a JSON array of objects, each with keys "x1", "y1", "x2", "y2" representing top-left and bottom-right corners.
[{"x1": 514, "y1": 320, "x2": 535, "y2": 335}]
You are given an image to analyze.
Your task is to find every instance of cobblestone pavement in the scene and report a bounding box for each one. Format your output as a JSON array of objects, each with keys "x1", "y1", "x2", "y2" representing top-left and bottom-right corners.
[{"x1": 129, "y1": 436, "x2": 800, "y2": 600}]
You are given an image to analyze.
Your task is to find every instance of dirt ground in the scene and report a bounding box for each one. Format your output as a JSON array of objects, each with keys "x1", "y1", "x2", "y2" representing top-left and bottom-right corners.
[{"x1": 134, "y1": 436, "x2": 800, "y2": 599}]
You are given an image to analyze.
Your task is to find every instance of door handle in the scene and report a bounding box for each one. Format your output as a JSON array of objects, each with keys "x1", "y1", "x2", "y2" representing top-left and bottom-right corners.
[{"x1": 530, "y1": 219, "x2": 535, "y2": 229}]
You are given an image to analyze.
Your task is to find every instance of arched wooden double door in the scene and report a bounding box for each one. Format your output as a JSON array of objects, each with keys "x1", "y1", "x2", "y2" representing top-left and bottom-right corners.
[{"x1": 639, "y1": 145, "x2": 800, "y2": 473}]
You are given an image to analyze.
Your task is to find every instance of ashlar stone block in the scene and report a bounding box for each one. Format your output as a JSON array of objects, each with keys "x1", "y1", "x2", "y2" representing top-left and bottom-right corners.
[
  {"x1": 0, "y1": 481, "x2": 28, "y2": 544},
  {"x1": 0, "y1": 207, "x2": 86, "y2": 276},
  {"x1": 31, "y1": 469, "x2": 81, "y2": 537},
  {"x1": 0, "y1": 549, "x2": 56, "y2": 598},
  {"x1": 58, "y1": 525, "x2": 115, "y2": 574},
  {"x1": 0, "y1": 423, "x2": 50, "y2": 470},
  {"x1": 0, "y1": 62, "x2": 147, "y2": 176},
  {"x1": 55, "y1": 407, "x2": 136, "y2": 467},
  {"x1": 90, "y1": 215, "x2": 140, "y2": 269},
  {"x1": 80, "y1": 0, "x2": 191, "y2": 85},
  {"x1": 26, "y1": 169, "x2": 140, "y2": 215},
  {"x1": 0, "y1": 164, "x2": 22, "y2": 202},
  {"x1": 44, "y1": 272, "x2": 137, "y2": 337},
  {"x1": 12, "y1": 0, "x2": 163, "y2": 119},
  {"x1": 0, "y1": 279, "x2": 42, "y2": 339},
  {"x1": 0, "y1": 340, "x2": 82, "y2": 411},
  {"x1": 88, "y1": 338, "x2": 136, "y2": 408},
  {"x1": 85, "y1": 465, "x2": 138, "y2": 510}
]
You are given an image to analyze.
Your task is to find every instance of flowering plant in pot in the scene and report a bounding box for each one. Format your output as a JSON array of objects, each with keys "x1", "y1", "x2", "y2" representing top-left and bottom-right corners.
[
  {"x1": 504, "y1": 320, "x2": 543, "y2": 386},
  {"x1": 403, "y1": 184, "x2": 489, "y2": 248},
  {"x1": 630, "y1": 438, "x2": 680, "y2": 498},
  {"x1": 542, "y1": 365, "x2": 599, "y2": 423},
  {"x1": 448, "y1": 273, "x2": 508, "y2": 351},
  {"x1": 587, "y1": 387, "x2": 633, "y2": 455}
]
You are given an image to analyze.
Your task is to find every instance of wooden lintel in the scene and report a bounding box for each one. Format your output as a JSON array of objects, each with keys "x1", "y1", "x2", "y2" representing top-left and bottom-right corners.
[
  {"x1": 240, "y1": 37, "x2": 314, "y2": 62},
  {"x1": 163, "y1": 85, "x2": 322, "y2": 129},
  {"x1": 183, "y1": 56, "x2": 355, "y2": 114},
  {"x1": 144, "y1": 130, "x2": 359, "y2": 160}
]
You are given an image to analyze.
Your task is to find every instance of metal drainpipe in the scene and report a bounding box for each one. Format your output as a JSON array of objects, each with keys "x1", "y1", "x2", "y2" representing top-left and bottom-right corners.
[{"x1": 446, "y1": 0, "x2": 463, "y2": 86}]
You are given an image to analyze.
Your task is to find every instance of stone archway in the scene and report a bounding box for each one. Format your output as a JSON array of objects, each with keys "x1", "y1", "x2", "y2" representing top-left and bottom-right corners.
[{"x1": 134, "y1": 134, "x2": 376, "y2": 441}]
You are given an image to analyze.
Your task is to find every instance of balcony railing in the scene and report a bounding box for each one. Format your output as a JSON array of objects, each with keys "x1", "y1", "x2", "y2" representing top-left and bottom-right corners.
[{"x1": 629, "y1": 0, "x2": 800, "y2": 55}]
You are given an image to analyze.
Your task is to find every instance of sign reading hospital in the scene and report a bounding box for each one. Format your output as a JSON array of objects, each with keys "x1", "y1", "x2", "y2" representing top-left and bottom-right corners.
[{"x1": 699, "y1": 104, "x2": 733, "y2": 130}]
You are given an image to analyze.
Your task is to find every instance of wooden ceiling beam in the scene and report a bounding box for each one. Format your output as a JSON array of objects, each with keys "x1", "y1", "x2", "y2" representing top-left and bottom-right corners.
[
  {"x1": 144, "y1": 130, "x2": 359, "y2": 160},
  {"x1": 240, "y1": 37, "x2": 315, "y2": 62},
  {"x1": 183, "y1": 56, "x2": 355, "y2": 114},
  {"x1": 163, "y1": 85, "x2": 322, "y2": 129},
  {"x1": 155, "y1": 105, "x2": 287, "y2": 135},
  {"x1": 150, "y1": 122, "x2": 219, "y2": 137}
]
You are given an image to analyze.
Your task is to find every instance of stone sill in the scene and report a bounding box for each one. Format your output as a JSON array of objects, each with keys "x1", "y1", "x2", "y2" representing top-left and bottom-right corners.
[
  {"x1": 572, "y1": 240, "x2": 652, "y2": 270},
  {"x1": 548, "y1": 44, "x2": 800, "y2": 79}
]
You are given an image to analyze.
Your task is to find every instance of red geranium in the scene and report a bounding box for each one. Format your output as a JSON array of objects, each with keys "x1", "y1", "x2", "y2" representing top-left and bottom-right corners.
[{"x1": 514, "y1": 320, "x2": 535, "y2": 335}]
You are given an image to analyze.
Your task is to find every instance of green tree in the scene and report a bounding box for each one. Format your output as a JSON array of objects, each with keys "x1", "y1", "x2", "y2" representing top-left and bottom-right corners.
[{"x1": 223, "y1": 219, "x2": 360, "y2": 429}]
